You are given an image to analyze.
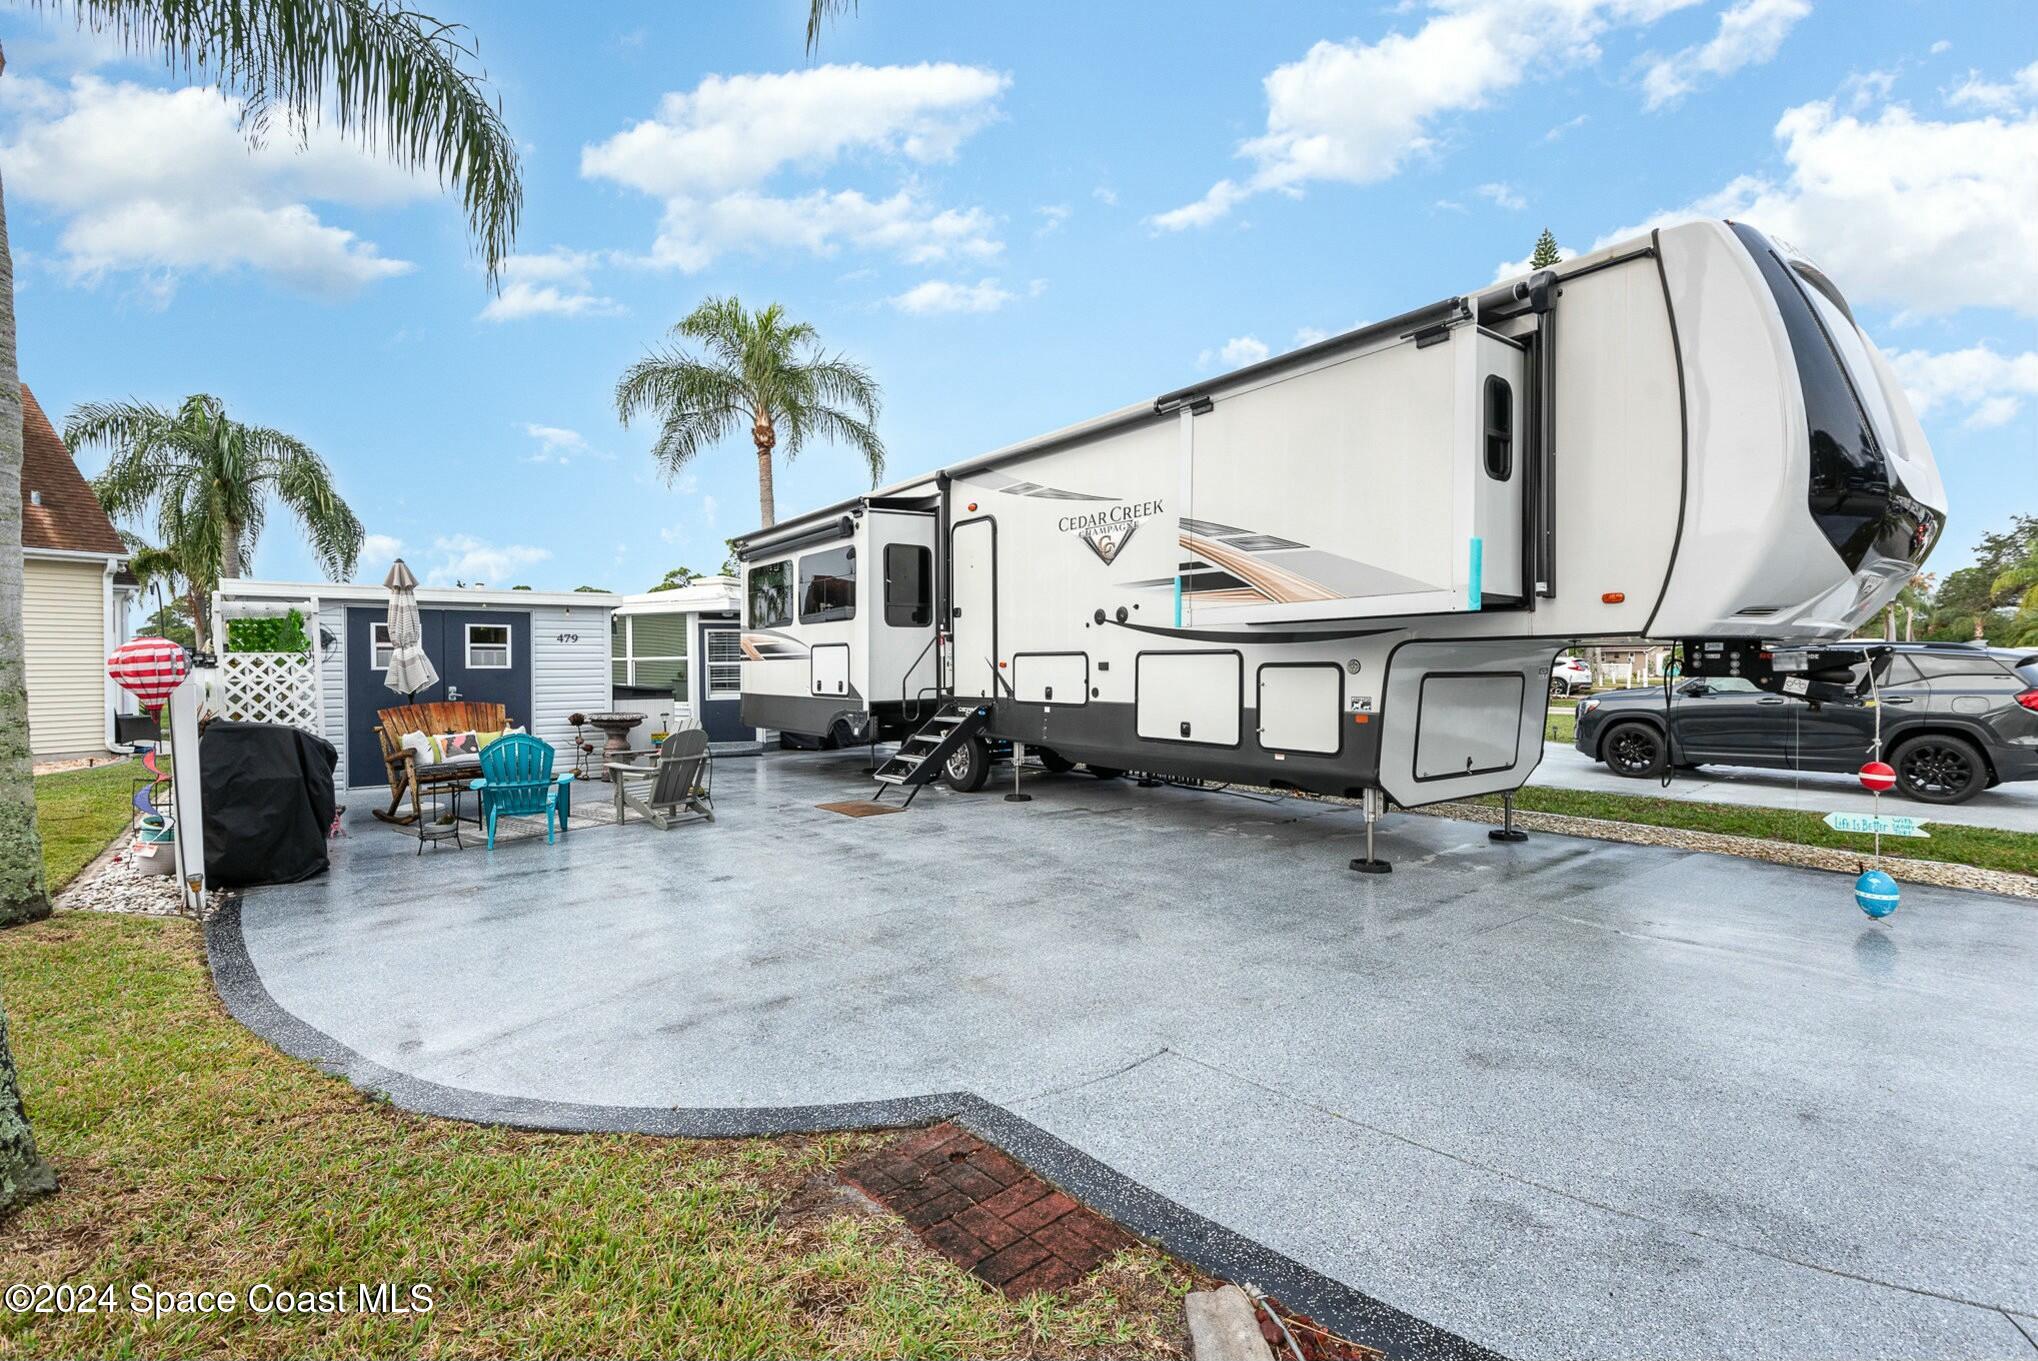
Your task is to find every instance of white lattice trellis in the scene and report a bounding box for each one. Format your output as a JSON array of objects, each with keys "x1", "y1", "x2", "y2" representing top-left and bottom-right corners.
[{"x1": 220, "y1": 651, "x2": 322, "y2": 731}]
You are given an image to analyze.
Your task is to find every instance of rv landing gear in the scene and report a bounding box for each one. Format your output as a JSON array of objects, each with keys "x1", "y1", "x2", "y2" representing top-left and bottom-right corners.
[
  {"x1": 1488, "y1": 791, "x2": 1529, "y2": 843},
  {"x1": 1349, "y1": 788, "x2": 1392, "y2": 875},
  {"x1": 1004, "y1": 741, "x2": 1033, "y2": 802}
]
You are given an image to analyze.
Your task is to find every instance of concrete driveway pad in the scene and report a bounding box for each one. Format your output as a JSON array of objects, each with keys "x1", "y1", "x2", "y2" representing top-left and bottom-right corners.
[{"x1": 219, "y1": 752, "x2": 2038, "y2": 1360}]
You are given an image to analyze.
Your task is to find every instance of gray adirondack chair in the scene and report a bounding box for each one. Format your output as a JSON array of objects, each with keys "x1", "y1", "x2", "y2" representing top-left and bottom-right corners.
[{"x1": 608, "y1": 727, "x2": 714, "y2": 828}]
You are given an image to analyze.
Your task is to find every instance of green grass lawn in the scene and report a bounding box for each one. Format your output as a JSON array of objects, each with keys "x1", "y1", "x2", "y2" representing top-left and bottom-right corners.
[
  {"x1": 0, "y1": 915, "x2": 1196, "y2": 1358},
  {"x1": 1482, "y1": 785, "x2": 2038, "y2": 877},
  {"x1": 33, "y1": 758, "x2": 148, "y2": 893}
]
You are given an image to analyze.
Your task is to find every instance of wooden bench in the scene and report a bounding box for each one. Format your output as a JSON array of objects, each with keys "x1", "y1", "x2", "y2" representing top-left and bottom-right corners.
[{"x1": 371, "y1": 701, "x2": 512, "y2": 825}]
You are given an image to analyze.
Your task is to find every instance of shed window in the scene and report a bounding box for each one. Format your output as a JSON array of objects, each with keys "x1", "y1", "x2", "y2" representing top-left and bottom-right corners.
[
  {"x1": 799, "y1": 545, "x2": 856, "y2": 623},
  {"x1": 706, "y1": 629, "x2": 743, "y2": 697},
  {"x1": 1483, "y1": 375, "x2": 1513, "y2": 480},
  {"x1": 370, "y1": 621, "x2": 394, "y2": 669},
  {"x1": 884, "y1": 544, "x2": 932, "y2": 627},
  {"x1": 747, "y1": 561, "x2": 791, "y2": 629},
  {"x1": 613, "y1": 613, "x2": 689, "y2": 696},
  {"x1": 465, "y1": 623, "x2": 511, "y2": 669}
]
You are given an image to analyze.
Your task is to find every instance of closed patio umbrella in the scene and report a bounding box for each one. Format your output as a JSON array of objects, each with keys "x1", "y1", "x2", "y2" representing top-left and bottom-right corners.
[{"x1": 383, "y1": 558, "x2": 439, "y2": 697}]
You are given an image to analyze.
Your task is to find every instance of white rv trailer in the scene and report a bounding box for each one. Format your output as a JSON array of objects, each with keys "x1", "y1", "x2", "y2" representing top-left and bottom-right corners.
[{"x1": 734, "y1": 220, "x2": 1945, "y2": 836}]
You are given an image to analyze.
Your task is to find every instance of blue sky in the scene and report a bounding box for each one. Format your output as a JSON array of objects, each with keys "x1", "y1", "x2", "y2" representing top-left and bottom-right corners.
[{"x1": 2, "y1": 0, "x2": 2032, "y2": 592}]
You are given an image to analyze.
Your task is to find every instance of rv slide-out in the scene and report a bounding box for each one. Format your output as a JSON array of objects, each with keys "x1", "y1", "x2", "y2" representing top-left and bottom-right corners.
[{"x1": 732, "y1": 219, "x2": 1945, "y2": 813}]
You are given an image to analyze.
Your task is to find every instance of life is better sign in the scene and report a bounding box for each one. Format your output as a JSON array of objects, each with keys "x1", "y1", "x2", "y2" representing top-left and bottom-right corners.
[{"x1": 1823, "y1": 811, "x2": 1931, "y2": 839}]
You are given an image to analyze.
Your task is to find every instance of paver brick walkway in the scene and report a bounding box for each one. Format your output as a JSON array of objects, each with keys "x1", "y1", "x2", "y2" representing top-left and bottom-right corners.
[{"x1": 842, "y1": 1123, "x2": 1136, "y2": 1295}]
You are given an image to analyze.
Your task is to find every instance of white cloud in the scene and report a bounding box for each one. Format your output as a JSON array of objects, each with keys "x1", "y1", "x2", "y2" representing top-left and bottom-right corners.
[
  {"x1": 1, "y1": 77, "x2": 424, "y2": 297},
  {"x1": 479, "y1": 249, "x2": 623, "y2": 322},
  {"x1": 1093, "y1": 185, "x2": 1118, "y2": 206},
  {"x1": 889, "y1": 277, "x2": 1016, "y2": 314},
  {"x1": 1035, "y1": 203, "x2": 1071, "y2": 236},
  {"x1": 1599, "y1": 98, "x2": 2038, "y2": 316},
  {"x1": 357, "y1": 534, "x2": 404, "y2": 579},
  {"x1": 1476, "y1": 181, "x2": 1526, "y2": 210},
  {"x1": 1545, "y1": 113, "x2": 1591, "y2": 141},
  {"x1": 422, "y1": 534, "x2": 552, "y2": 588},
  {"x1": 1294, "y1": 325, "x2": 1332, "y2": 346},
  {"x1": 1943, "y1": 61, "x2": 2038, "y2": 115},
  {"x1": 1887, "y1": 345, "x2": 2038, "y2": 430},
  {"x1": 1150, "y1": 1, "x2": 1703, "y2": 231},
  {"x1": 1198, "y1": 335, "x2": 1272, "y2": 370},
  {"x1": 1929, "y1": 40, "x2": 1951, "y2": 57},
  {"x1": 637, "y1": 187, "x2": 1001, "y2": 273},
  {"x1": 583, "y1": 63, "x2": 1008, "y2": 272},
  {"x1": 1640, "y1": 0, "x2": 1811, "y2": 111}
]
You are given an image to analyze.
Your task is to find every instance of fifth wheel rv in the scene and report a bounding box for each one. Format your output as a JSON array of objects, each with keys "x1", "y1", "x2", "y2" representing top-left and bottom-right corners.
[{"x1": 734, "y1": 220, "x2": 1945, "y2": 861}]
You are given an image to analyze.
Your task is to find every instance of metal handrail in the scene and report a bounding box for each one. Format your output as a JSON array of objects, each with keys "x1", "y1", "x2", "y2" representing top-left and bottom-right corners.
[{"x1": 899, "y1": 629, "x2": 944, "y2": 724}]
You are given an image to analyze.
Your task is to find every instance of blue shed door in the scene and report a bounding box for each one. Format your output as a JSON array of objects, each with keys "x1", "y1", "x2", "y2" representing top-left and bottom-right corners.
[{"x1": 346, "y1": 606, "x2": 533, "y2": 787}]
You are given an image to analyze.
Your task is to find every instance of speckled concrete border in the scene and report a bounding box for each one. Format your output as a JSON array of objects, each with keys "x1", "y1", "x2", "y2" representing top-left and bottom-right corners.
[{"x1": 205, "y1": 899, "x2": 1498, "y2": 1361}]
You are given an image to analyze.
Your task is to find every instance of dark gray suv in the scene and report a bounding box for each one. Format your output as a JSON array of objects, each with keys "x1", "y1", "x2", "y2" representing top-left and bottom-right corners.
[{"x1": 1573, "y1": 644, "x2": 2038, "y2": 804}]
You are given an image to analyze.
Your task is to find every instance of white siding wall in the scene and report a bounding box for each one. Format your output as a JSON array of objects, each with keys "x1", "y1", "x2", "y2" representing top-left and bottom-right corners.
[
  {"x1": 316, "y1": 602, "x2": 350, "y2": 784},
  {"x1": 23, "y1": 558, "x2": 109, "y2": 758},
  {"x1": 530, "y1": 604, "x2": 612, "y2": 770}
]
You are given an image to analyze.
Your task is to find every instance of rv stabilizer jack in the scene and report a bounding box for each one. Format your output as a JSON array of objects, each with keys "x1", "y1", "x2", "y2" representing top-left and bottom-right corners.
[
  {"x1": 1350, "y1": 788, "x2": 1392, "y2": 875},
  {"x1": 1489, "y1": 791, "x2": 1529, "y2": 843}
]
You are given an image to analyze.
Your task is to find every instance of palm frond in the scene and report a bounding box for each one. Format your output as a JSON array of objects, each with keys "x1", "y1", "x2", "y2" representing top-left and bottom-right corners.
[
  {"x1": 32, "y1": 0, "x2": 522, "y2": 279},
  {"x1": 805, "y1": 0, "x2": 856, "y2": 56}
]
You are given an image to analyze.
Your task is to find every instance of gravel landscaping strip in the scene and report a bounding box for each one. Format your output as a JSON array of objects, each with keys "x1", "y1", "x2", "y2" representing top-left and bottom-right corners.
[{"x1": 1412, "y1": 798, "x2": 2038, "y2": 900}]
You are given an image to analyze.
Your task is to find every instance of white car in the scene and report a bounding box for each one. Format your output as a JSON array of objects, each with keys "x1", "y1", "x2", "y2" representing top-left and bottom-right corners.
[{"x1": 1550, "y1": 656, "x2": 1593, "y2": 696}]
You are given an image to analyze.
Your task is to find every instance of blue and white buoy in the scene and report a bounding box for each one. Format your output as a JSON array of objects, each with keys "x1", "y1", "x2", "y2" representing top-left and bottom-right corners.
[{"x1": 1855, "y1": 869, "x2": 1899, "y2": 919}]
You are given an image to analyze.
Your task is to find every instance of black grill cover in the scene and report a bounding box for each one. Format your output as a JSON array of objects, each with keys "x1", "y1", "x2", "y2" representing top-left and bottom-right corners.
[{"x1": 200, "y1": 721, "x2": 338, "y2": 888}]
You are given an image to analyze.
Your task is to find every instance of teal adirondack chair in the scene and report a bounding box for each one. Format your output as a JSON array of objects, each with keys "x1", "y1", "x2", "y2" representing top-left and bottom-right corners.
[{"x1": 469, "y1": 733, "x2": 573, "y2": 848}]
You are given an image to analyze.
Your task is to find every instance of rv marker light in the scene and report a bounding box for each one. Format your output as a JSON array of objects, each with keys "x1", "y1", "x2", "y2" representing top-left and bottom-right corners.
[{"x1": 1601, "y1": 591, "x2": 1625, "y2": 604}]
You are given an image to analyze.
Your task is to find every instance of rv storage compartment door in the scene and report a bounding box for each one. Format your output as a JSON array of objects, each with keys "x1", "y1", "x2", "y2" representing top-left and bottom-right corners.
[
  {"x1": 1184, "y1": 329, "x2": 1474, "y2": 624},
  {"x1": 1414, "y1": 673, "x2": 1523, "y2": 780},
  {"x1": 1013, "y1": 653, "x2": 1088, "y2": 706},
  {"x1": 811, "y1": 642, "x2": 850, "y2": 697},
  {"x1": 1257, "y1": 664, "x2": 1342, "y2": 755},
  {"x1": 1136, "y1": 651, "x2": 1241, "y2": 746}
]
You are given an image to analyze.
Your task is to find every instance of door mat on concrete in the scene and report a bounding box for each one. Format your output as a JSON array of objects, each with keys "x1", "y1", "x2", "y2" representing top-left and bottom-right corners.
[
  {"x1": 816, "y1": 800, "x2": 906, "y2": 817},
  {"x1": 840, "y1": 1122, "x2": 1136, "y2": 1295}
]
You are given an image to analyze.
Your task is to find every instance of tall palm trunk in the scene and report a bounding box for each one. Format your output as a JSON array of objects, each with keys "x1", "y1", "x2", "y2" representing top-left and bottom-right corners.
[
  {"x1": 0, "y1": 131, "x2": 59, "y2": 1212},
  {"x1": 752, "y1": 413, "x2": 777, "y2": 529},
  {"x1": 221, "y1": 518, "x2": 245, "y2": 580},
  {"x1": 0, "y1": 164, "x2": 47, "y2": 929}
]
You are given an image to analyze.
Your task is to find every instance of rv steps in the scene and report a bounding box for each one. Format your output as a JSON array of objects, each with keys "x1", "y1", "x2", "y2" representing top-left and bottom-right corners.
[{"x1": 871, "y1": 702, "x2": 991, "y2": 807}]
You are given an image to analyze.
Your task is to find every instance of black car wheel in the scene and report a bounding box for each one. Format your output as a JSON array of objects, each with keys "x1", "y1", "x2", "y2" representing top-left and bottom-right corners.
[
  {"x1": 1601, "y1": 722, "x2": 1667, "y2": 779},
  {"x1": 1036, "y1": 748, "x2": 1076, "y2": 774},
  {"x1": 942, "y1": 735, "x2": 992, "y2": 792},
  {"x1": 1086, "y1": 765, "x2": 1125, "y2": 780},
  {"x1": 1891, "y1": 734, "x2": 1987, "y2": 805}
]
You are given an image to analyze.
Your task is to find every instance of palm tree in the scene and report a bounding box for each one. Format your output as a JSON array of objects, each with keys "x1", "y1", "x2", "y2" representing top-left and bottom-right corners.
[
  {"x1": 615, "y1": 298, "x2": 886, "y2": 530},
  {"x1": 0, "y1": 0, "x2": 522, "y2": 1212},
  {"x1": 1995, "y1": 557, "x2": 2038, "y2": 647},
  {"x1": 70, "y1": 395, "x2": 365, "y2": 640}
]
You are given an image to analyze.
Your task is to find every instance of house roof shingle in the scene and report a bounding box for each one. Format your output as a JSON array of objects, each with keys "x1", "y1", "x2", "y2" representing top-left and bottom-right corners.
[{"x1": 20, "y1": 384, "x2": 126, "y2": 557}]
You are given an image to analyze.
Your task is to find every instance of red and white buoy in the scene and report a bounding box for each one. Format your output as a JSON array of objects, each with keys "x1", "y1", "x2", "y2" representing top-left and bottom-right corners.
[{"x1": 1858, "y1": 760, "x2": 1897, "y2": 795}]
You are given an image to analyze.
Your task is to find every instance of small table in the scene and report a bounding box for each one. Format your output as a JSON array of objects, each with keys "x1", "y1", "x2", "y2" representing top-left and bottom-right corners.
[
  {"x1": 584, "y1": 712, "x2": 645, "y2": 780},
  {"x1": 416, "y1": 786, "x2": 465, "y2": 853}
]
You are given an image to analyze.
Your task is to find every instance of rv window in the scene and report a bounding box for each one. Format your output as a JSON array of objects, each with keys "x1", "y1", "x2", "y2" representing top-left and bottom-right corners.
[
  {"x1": 465, "y1": 623, "x2": 511, "y2": 669},
  {"x1": 1483, "y1": 375, "x2": 1512, "y2": 480},
  {"x1": 748, "y1": 562, "x2": 791, "y2": 629},
  {"x1": 884, "y1": 544, "x2": 932, "y2": 627},
  {"x1": 799, "y1": 546, "x2": 857, "y2": 623}
]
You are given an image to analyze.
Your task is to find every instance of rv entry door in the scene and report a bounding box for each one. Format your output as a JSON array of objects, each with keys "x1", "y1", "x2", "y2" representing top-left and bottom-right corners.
[
  {"x1": 950, "y1": 517, "x2": 997, "y2": 698},
  {"x1": 1473, "y1": 331, "x2": 1526, "y2": 603}
]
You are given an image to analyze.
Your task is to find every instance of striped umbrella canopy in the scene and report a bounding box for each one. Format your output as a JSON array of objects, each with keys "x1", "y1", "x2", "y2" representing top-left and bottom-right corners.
[
  {"x1": 382, "y1": 558, "x2": 439, "y2": 697},
  {"x1": 107, "y1": 636, "x2": 189, "y2": 713}
]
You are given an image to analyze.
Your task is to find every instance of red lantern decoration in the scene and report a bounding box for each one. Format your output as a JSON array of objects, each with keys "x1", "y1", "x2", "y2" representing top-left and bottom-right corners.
[
  {"x1": 1859, "y1": 760, "x2": 1897, "y2": 794},
  {"x1": 108, "y1": 636, "x2": 190, "y2": 714}
]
